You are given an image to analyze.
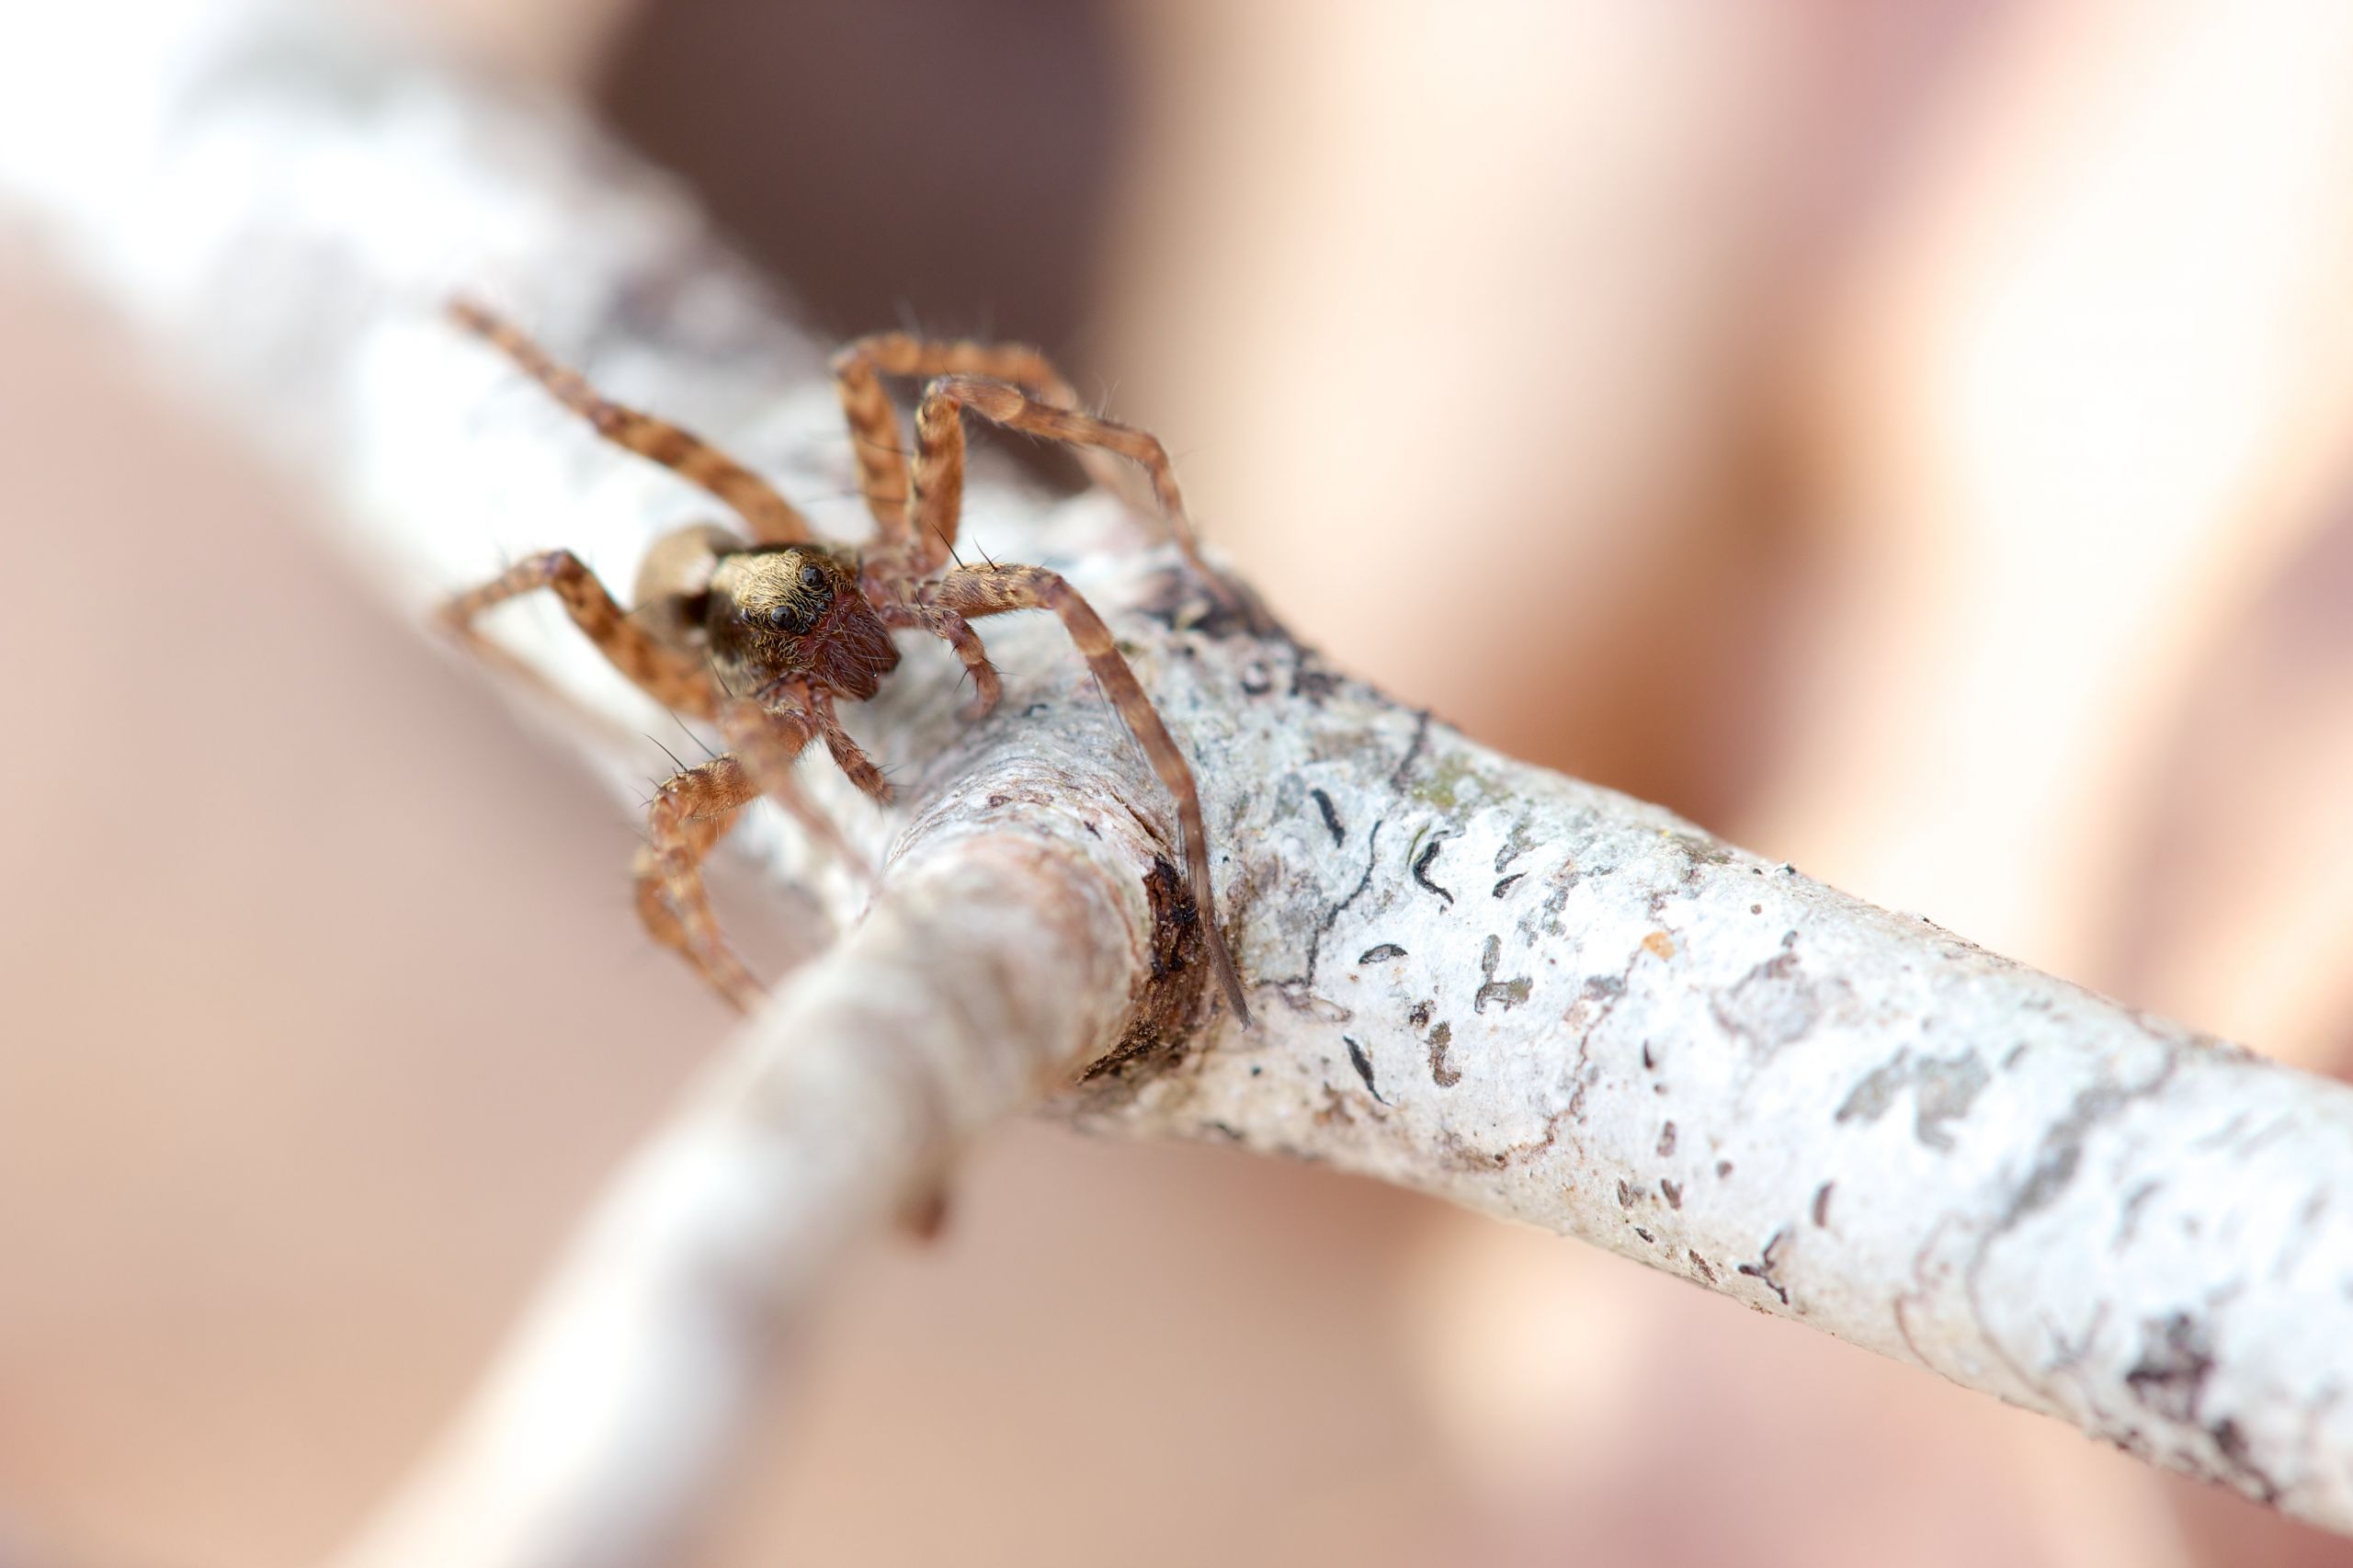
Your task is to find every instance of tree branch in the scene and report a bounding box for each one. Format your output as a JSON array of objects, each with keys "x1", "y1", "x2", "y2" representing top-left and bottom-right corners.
[{"x1": 8, "y1": 1, "x2": 2353, "y2": 1559}]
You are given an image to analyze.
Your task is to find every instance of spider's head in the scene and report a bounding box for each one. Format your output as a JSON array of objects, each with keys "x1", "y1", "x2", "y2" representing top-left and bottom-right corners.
[{"x1": 705, "y1": 544, "x2": 900, "y2": 701}]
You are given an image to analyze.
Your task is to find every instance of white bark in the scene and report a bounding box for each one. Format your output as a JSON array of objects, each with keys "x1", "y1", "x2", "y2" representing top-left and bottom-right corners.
[{"x1": 7, "y1": 0, "x2": 2353, "y2": 1559}]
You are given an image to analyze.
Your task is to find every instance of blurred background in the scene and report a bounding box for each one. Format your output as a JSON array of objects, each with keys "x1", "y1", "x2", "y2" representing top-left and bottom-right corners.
[{"x1": 3, "y1": 1, "x2": 2351, "y2": 1563}]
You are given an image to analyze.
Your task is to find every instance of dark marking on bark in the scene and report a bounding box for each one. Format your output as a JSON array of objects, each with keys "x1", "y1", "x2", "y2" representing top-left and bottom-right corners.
[
  {"x1": 2125, "y1": 1312, "x2": 2213, "y2": 1424},
  {"x1": 1289, "y1": 642, "x2": 1341, "y2": 703},
  {"x1": 1712, "y1": 944, "x2": 1835, "y2": 1057},
  {"x1": 2116, "y1": 1180, "x2": 2161, "y2": 1247},
  {"x1": 1427, "y1": 1022, "x2": 1459, "y2": 1087},
  {"x1": 1344, "y1": 1036, "x2": 1387, "y2": 1104},
  {"x1": 1716, "y1": 1160, "x2": 1734, "y2": 1178},
  {"x1": 1133, "y1": 562, "x2": 1278, "y2": 639},
  {"x1": 1388, "y1": 708, "x2": 1434, "y2": 791},
  {"x1": 2211, "y1": 1418, "x2": 2281, "y2": 1505},
  {"x1": 1238, "y1": 660, "x2": 1274, "y2": 696},
  {"x1": 1955, "y1": 1044, "x2": 2188, "y2": 1410},
  {"x1": 1074, "y1": 857, "x2": 1211, "y2": 1089},
  {"x1": 1688, "y1": 1250, "x2": 1717, "y2": 1283},
  {"x1": 1642, "y1": 1042, "x2": 1656, "y2": 1072},
  {"x1": 1406, "y1": 1000, "x2": 1432, "y2": 1028},
  {"x1": 1666, "y1": 831, "x2": 1738, "y2": 881},
  {"x1": 1518, "y1": 859, "x2": 1581, "y2": 943},
  {"x1": 1207, "y1": 1120, "x2": 1244, "y2": 1141},
  {"x1": 1310, "y1": 787, "x2": 1346, "y2": 847},
  {"x1": 1563, "y1": 972, "x2": 1625, "y2": 1045},
  {"x1": 1495, "y1": 821, "x2": 1538, "y2": 873},
  {"x1": 1474, "y1": 936, "x2": 1532, "y2": 1013},
  {"x1": 1835, "y1": 1050, "x2": 1991, "y2": 1151},
  {"x1": 1633, "y1": 1227, "x2": 1655, "y2": 1244},
  {"x1": 1358, "y1": 943, "x2": 1406, "y2": 964},
  {"x1": 2281, "y1": 1187, "x2": 2331, "y2": 1281},
  {"x1": 1912, "y1": 1051, "x2": 1992, "y2": 1148},
  {"x1": 1433, "y1": 1115, "x2": 1561, "y2": 1174},
  {"x1": 1412, "y1": 836, "x2": 1454, "y2": 905},
  {"x1": 1660, "y1": 1179, "x2": 1683, "y2": 1210},
  {"x1": 1656, "y1": 1121, "x2": 1677, "y2": 1156},
  {"x1": 2004, "y1": 1047, "x2": 2184, "y2": 1230},
  {"x1": 1813, "y1": 1183, "x2": 1834, "y2": 1228},
  {"x1": 1738, "y1": 1230, "x2": 1792, "y2": 1307},
  {"x1": 1291, "y1": 819, "x2": 1386, "y2": 992},
  {"x1": 1492, "y1": 872, "x2": 1525, "y2": 899}
]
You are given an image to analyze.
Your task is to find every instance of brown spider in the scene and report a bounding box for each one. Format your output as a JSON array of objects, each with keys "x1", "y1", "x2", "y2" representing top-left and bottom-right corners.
[{"x1": 440, "y1": 301, "x2": 1249, "y2": 1024}]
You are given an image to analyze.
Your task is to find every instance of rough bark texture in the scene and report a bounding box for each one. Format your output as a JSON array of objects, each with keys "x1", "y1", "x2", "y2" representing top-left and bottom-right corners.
[{"x1": 7, "y1": 1, "x2": 2353, "y2": 1560}]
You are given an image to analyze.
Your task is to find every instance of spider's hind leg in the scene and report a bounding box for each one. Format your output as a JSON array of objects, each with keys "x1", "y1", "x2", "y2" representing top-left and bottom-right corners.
[
  {"x1": 901, "y1": 375, "x2": 1221, "y2": 585},
  {"x1": 832, "y1": 332, "x2": 1139, "y2": 541},
  {"x1": 451, "y1": 300, "x2": 813, "y2": 546}
]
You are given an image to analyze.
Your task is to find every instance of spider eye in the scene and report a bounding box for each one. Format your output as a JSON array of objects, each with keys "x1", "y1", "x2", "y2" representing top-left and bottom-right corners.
[
  {"x1": 800, "y1": 563, "x2": 826, "y2": 591},
  {"x1": 765, "y1": 603, "x2": 809, "y2": 634}
]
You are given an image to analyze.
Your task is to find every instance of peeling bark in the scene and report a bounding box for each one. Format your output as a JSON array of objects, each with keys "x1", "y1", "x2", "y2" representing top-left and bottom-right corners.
[{"x1": 7, "y1": 1, "x2": 2353, "y2": 1560}]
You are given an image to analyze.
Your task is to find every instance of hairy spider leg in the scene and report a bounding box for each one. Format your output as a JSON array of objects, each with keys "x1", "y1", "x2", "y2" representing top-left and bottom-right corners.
[
  {"x1": 450, "y1": 300, "x2": 813, "y2": 545},
  {"x1": 636, "y1": 699, "x2": 869, "y2": 1012},
  {"x1": 633, "y1": 810, "x2": 733, "y2": 967},
  {"x1": 439, "y1": 549, "x2": 716, "y2": 716},
  {"x1": 875, "y1": 598, "x2": 1002, "y2": 722},
  {"x1": 442, "y1": 552, "x2": 862, "y2": 1005},
  {"x1": 925, "y1": 563, "x2": 1250, "y2": 1024},
  {"x1": 801, "y1": 687, "x2": 893, "y2": 803},
  {"x1": 902, "y1": 375, "x2": 1217, "y2": 582},
  {"x1": 716, "y1": 697, "x2": 873, "y2": 880},
  {"x1": 831, "y1": 333, "x2": 1141, "y2": 542},
  {"x1": 638, "y1": 753, "x2": 768, "y2": 1010}
]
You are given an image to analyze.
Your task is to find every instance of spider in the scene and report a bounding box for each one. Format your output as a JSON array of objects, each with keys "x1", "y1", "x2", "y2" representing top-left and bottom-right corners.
[{"x1": 439, "y1": 301, "x2": 1250, "y2": 1025}]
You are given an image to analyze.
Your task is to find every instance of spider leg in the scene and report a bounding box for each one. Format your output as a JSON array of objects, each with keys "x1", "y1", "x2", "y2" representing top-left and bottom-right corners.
[
  {"x1": 803, "y1": 687, "x2": 894, "y2": 803},
  {"x1": 876, "y1": 599, "x2": 1002, "y2": 722},
  {"x1": 451, "y1": 300, "x2": 813, "y2": 545},
  {"x1": 832, "y1": 333, "x2": 1142, "y2": 541},
  {"x1": 897, "y1": 375, "x2": 1217, "y2": 582},
  {"x1": 440, "y1": 549, "x2": 716, "y2": 717},
  {"x1": 714, "y1": 698, "x2": 874, "y2": 879},
  {"x1": 923, "y1": 563, "x2": 1250, "y2": 1025},
  {"x1": 632, "y1": 810, "x2": 734, "y2": 971},
  {"x1": 638, "y1": 753, "x2": 767, "y2": 1011}
]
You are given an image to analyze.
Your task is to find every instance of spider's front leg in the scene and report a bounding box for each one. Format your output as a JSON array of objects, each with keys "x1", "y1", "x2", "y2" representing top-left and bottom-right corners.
[
  {"x1": 759, "y1": 677, "x2": 895, "y2": 804},
  {"x1": 636, "y1": 699, "x2": 847, "y2": 1011},
  {"x1": 639, "y1": 753, "x2": 767, "y2": 1012},
  {"x1": 875, "y1": 599, "x2": 1002, "y2": 722},
  {"x1": 920, "y1": 562, "x2": 1250, "y2": 1025}
]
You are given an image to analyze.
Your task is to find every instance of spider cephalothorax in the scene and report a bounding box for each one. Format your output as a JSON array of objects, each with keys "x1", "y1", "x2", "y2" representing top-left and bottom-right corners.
[
  {"x1": 442, "y1": 302, "x2": 1250, "y2": 1025},
  {"x1": 701, "y1": 545, "x2": 898, "y2": 702}
]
